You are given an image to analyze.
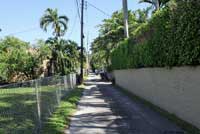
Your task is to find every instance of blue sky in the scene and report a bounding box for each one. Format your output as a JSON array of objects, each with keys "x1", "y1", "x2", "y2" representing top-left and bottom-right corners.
[{"x1": 0, "y1": 0, "x2": 148, "y2": 47}]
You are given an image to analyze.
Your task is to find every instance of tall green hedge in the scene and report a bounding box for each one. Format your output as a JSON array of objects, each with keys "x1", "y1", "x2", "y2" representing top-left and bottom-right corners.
[{"x1": 111, "y1": 1, "x2": 200, "y2": 70}]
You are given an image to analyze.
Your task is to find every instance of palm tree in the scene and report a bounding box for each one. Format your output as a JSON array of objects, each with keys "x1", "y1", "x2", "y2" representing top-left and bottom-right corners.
[
  {"x1": 135, "y1": 7, "x2": 151, "y2": 23},
  {"x1": 62, "y1": 40, "x2": 80, "y2": 73},
  {"x1": 139, "y1": 0, "x2": 170, "y2": 11},
  {"x1": 40, "y1": 8, "x2": 69, "y2": 75},
  {"x1": 45, "y1": 37, "x2": 58, "y2": 75},
  {"x1": 40, "y1": 8, "x2": 68, "y2": 37},
  {"x1": 45, "y1": 38, "x2": 80, "y2": 75}
]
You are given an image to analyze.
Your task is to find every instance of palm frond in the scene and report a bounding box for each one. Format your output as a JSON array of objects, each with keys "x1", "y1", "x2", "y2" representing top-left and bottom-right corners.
[
  {"x1": 59, "y1": 16, "x2": 69, "y2": 22},
  {"x1": 139, "y1": 0, "x2": 154, "y2": 4},
  {"x1": 40, "y1": 8, "x2": 69, "y2": 37},
  {"x1": 58, "y1": 20, "x2": 68, "y2": 31}
]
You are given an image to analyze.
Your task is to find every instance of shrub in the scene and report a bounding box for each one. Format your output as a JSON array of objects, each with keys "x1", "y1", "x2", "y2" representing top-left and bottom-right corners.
[{"x1": 111, "y1": 0, "x2": 200, "y2": 70}]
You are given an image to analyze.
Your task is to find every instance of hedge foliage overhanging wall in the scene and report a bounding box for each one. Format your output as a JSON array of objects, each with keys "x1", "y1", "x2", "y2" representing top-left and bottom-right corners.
[{"x1": 111, "y1": 1, "x2": 200, "y2": 70}]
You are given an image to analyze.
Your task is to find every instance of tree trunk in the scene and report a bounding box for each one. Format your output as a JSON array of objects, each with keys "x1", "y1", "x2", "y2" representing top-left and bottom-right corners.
[{"x1": 155, "y1": 0, "x2": 160, "y2": 10}]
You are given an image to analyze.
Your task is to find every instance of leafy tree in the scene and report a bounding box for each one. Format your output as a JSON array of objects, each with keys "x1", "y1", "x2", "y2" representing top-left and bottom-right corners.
[
  {"x1": 139, "y1": 0, "x2": 170, "y2": 11},
  {"x1": 36, "y1": 39, "x2": 51, "y2": 63},
  {"x1": 111, "y1": 0, "x2": 200, "y2": 70},
  {"x1": 135, "y1": 7, "x2": 151, "y2": 23},
  {"x1": 61, "y1": 40, "x2": 80, "y2": 73},
  {"x1": 0, "y1": 36, "x2": 39, "y2": 83},
  {"x1": 45, "y1": 38, "x2": 80, "y2": 75},
  {"x1": 91, "y1": 10, "x2": 138, "y2": 70}
]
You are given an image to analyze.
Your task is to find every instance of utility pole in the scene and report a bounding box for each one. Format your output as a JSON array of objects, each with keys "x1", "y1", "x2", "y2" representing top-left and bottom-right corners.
[
  {"x1": 122, "y1": 0, "x2": 129, "y2": 38},
  {"x1": 86, "y1": 32, "x2": 89, "y2": 75},
  {"x1": 80, "y1": 0, "x2": 84, "y2": 83}
]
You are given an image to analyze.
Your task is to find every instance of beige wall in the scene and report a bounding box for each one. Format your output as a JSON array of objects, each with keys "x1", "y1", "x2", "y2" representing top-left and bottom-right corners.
[{"x1": 114, "y1": 66, "x2": 200, "y2": 129}]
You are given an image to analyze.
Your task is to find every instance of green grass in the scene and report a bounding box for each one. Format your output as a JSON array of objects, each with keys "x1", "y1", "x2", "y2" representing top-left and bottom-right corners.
[
  {"x1": 41, "y1": 87, "x2": 83, "y2": 134},
  {"x1": 115, "y1": 85, "x2": 200, "y2": 134},
  {"x1": 0, "y1": 85, "x2": 83, "y2": 134},
  {"x1": 0, "y1": 87, "x2": 38, "y2": 134}
]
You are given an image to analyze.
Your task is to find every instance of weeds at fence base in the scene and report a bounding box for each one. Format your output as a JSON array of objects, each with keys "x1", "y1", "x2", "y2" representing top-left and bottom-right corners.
[{"x1": 42, "y1": 87, "x2": 83, "y2": 134}]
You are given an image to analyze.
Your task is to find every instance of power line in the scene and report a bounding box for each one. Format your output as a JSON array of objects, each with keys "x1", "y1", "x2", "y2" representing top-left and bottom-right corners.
[
  {"x1": 86, "y1": 1, "x2": 111, "y2": 17},
  {"x1": 67, "y1": 12, "x2": 78, "y2": 38},
  {"x1": 68, "y1": 0, "x2": 83, "y2": 39},
  {"x1": 75, "y1": 0, "x2": 81, "y2": 21},
  {"x1": 3, "y1": 26, "x2": 40, "y2": 36}
]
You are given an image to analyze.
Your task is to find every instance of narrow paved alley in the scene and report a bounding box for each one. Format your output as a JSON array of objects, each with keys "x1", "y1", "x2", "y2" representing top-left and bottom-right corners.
[{"x1": 66, "y1": 74, "x2": 184, "y2": 134}]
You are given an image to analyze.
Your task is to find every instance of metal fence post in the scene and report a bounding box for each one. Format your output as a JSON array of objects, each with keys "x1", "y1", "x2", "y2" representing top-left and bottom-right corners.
[
  {"x1": 0, "y1": 74, "x2": 78, "y2": 133},
  {"x1": 59, "y1": 77, "x2": 62, "y2": 104},
  {"x1": 73, "y1": 74, "x2": 76, "y2": 88},
  {"x1": 70, "y1": 74, "x2": 73, "y2": 90},
  {"x1": 35, "y1": 79, "x2": 41, "y2": 133},
  {"x1": 56, "y1": 78, "x2": 61, "y2": 105},
  {"x1": 64, "y1": 75, "x2": 68, "y2": 90}
]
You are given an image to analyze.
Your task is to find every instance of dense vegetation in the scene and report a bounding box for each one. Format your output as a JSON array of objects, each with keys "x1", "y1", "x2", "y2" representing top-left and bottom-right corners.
[
  {"x1": 0, "y1": 37, "x2": 39, "y2": 83},
  {"x1": 0, "y1": 36, "x2": 80, "y2": 84},
  {"x1": 91, "y1": 0, "x2": 200, "y2": 71},
  {"x1": 90, "y1": 9, "x2": 148, "y2": 70},
  {"x1": 0, "y1": 8, "x2": 82, "y2": 84},
  {"x1": 40, "y1": 8, "x2": 82, "y2": 76},
  {"x1": 111, "y1": 0, "x2": 200, "y2": 70}
]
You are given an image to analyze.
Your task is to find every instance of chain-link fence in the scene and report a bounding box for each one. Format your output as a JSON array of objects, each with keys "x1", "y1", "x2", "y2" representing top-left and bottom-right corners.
[{"x1": 0, "y1": 74, "x2": 76, "y2": 134}]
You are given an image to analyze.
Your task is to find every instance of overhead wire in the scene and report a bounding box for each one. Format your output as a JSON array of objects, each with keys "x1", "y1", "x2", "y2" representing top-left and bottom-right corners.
[
  {"x1": 75, "y1": 0, "x2": 81, "y2": 21},
  {"x1": 67, "y1": 13, "x2": 78, "y2": 38},
  {"x1": 85, "y1": 1, "x2": 111, "y2": 17},
  {"x1": 67, "y1": 0, "x2": 85, "y2": 39},
  {"x1": 1, "y1": 1, "x2": 112, "y2": 42},
  {"x1": 2, "y1": 26, "x2": 40, "y2": 37}
]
